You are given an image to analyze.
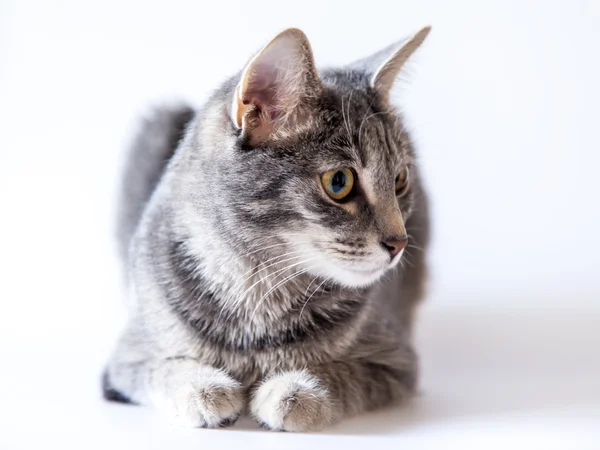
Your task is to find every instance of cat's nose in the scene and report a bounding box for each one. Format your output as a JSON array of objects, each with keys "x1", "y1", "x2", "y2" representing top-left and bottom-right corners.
[{"x1": 381, "y1": 238, "x2": 408, "y2": 259}]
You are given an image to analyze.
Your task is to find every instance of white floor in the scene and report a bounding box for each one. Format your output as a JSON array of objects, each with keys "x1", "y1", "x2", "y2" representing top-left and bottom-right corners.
[{"x1": 2, "y1": 299, "x2": 598, "y2": 450}]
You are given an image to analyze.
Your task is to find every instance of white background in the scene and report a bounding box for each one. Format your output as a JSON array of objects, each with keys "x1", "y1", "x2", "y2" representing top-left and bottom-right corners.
[{"x1": 1, "y1": 1, "x2": 599, "y2": 449}]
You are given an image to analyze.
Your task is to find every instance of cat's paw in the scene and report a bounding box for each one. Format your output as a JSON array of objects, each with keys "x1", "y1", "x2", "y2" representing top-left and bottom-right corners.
[
  {"x1": 250, "y1": 370, "x2": 333, "y2": 432},
  {"x1": 152, "y1": 365, "x2": 244, "y2": 428}
]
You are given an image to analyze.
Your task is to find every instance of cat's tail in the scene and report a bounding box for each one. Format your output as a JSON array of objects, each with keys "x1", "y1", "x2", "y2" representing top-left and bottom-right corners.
[{"x1": 116, "y1": 104, "x2": 195, "y2": 262}]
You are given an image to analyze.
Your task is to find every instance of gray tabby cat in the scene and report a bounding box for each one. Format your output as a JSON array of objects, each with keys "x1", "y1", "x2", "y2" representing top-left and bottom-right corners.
[{"x1": 104, "y1": 26, "x2": 431, "y2": 432}]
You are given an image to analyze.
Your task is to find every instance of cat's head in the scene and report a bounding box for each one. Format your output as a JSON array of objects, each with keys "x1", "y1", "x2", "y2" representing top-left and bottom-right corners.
[{"x1": 198, "y1": 27, "x2": 430, "y2": 288}]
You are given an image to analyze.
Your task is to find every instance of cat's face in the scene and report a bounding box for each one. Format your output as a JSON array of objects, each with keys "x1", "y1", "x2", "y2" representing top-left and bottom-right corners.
[
  {"x1": 200, "y1": 28, "x2": 428, "y2": 288},
  {"x1": 288, "y1": 94, "x2": 414, "y2": 288},
  {"x1": 207, "y1": 83, "x2": 416, "y2": 288}
]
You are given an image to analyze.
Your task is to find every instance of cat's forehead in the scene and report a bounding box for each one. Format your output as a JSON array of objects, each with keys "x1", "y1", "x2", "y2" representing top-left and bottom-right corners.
[{"x1": 308, "y1": 79, "x2": 409, "y2": 172}]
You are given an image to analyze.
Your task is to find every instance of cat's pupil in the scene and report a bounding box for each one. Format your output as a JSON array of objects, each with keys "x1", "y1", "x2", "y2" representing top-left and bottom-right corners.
[{"x1": 331, "y1": 171, "x2": 346, "y2": 193}]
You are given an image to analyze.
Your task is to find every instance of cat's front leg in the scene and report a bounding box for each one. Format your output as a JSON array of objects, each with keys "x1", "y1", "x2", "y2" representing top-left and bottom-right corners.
[
  {"x1": 147, "y1": 358, "x2": 245, "y2": 428},
  {"x1": 250, "y1": 360, "x2": 416, "y2": 432},
  {"x1": 106, "y1": 355, "x2": 244, "y2": 428}
]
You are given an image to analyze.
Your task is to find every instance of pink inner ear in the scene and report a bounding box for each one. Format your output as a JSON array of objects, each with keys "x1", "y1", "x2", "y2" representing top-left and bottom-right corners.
[
  {"x1": 240, "y1": 35, "x2": 304, "y2": 122},
  {"x1": 242, "y1": 94, "x2": 285, "y2": 122},
  {"x1": 242, "y1": 70, "x2": 281, "y2": 120},
  {"x1": 235, "y1": 29, "x2": 321, "y2": 138}
]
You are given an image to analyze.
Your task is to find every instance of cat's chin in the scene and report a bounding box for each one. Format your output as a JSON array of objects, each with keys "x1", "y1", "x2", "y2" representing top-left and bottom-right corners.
[{"x1": 312, "y1": 265, "x2": 386, "y2": 289}]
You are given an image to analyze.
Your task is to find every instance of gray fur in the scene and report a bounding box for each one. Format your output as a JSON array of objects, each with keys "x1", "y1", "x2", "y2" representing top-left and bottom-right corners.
[
  {"x1": 116, "y1": 105, "x2": 195, "y2": 262},
  {"x1": 104, "y1": 28, "x2": 430, "y2": 432}
]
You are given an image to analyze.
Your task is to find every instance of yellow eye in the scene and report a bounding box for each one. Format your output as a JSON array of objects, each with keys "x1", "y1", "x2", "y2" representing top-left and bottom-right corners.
[
  {"x1": 395, "y1": 166, "x2": 410, "y2": 194},
  {"x1": 321, "y1": 168, "x2": 355, "y2": 201}
]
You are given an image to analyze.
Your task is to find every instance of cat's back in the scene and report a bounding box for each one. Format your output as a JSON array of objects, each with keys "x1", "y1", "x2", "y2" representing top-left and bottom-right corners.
[{"x1": 116, "y1": 105, "x2": 196, "y2": 262}]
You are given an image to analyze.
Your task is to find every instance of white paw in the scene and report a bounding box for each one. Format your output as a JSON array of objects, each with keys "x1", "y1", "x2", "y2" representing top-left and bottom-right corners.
[
  {"x1": 250, "y1": 370, "x2": 333, "y2": 432},
  {"x1": 151, "y1": 364, "x2": 244, "y2": 428}
]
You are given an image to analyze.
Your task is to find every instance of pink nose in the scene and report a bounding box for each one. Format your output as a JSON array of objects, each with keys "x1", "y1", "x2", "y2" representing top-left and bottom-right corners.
[{"x1": 381, "y1": 238, "x2": 408, "y2": 258}]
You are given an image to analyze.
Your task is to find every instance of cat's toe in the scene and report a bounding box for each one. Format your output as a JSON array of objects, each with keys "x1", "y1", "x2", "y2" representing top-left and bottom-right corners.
[
  {"x1": 154, "y1": 367, "x2": 244, "y2": 428},
  {"x1": 250, "y1": 370, "x2": 333, "y2": 432},
  {"x1": 217, "y1": 415, "x2": 241, "y2": 428}
]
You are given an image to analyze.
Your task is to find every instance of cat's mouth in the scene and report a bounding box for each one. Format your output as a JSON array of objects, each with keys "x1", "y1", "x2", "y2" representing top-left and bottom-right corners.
[{"x1": 292, "y1": 239, "x2": 396, "y2": 287}]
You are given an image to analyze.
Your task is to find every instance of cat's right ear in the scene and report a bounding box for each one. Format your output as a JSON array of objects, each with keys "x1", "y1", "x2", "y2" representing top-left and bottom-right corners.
[{"x1": 231, "y1": 28, "x2": 322, "y2": 145}]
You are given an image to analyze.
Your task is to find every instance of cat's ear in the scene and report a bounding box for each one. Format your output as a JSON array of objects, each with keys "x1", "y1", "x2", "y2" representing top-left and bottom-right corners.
[
  {"x1": 231, "y1": 28, "x2": 321, "y2": 144},
  {"x1": 350, "y1": 26, "x2": 431, "y2": 104}
]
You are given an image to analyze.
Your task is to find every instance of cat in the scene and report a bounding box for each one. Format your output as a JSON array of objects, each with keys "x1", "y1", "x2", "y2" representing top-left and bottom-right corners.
[{"x1": 103, "y1": 26, "x2": 431, "y2": 432}]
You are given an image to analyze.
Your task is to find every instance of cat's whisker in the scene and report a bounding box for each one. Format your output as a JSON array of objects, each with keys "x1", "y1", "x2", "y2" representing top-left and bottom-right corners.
[
  {"x1": 239, "y1": 242, "x2": 295, "y2": 258},
  {"x1": 269, "y1": 232, "x2": 335, "y2": 240},
  {"x1": 238, "y1": 252, "x2": 316, "y2": 286},
  {"x1": 346, "y1": 91, "x2": 354, "y2": 140},
  {"x1": 302, "y1": 274, "x2": 319, "y2": 300},
  {"x1": 247, "y1": 233, "x2": 335, "y2": 247},
  {"x1": 223, "y1": 256, "x2": 310, "y2": 317},
  {"x1": 341, "y1": 95, "x2": 352, "y2": 142},
  {"x1": 217, "y1": 254, "x2": 317, "y2": 324},
  {"x1": 237, "y1": 250, "x2": 307, "y2": 282},
  {"x1": 400, "y1": 250, "x2": 416, "y2": 268},
  {"x1": 406, "y1": 234, "x2": 424, "y2": 252},
  {"x1": 358, "y1": 111, "x2": 388, "y2": 145},
  {"x1": 219, "y1": 257, "x2": 310, "y2": 320},
  {"x1": 358, "y1": 96, "x2": 378, "y2": 147},
  {"x1": 228, "y1": 257, "x2": 320, "y2": 320},
  {"x1": 299, "y1": 276, "x2": 332, "y2": 319},
  {"x1": 249, "y1": 264, "x2": 320, "y2": 323}
]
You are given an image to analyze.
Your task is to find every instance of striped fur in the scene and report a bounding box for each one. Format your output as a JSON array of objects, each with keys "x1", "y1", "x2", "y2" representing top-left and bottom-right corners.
[{"x1": 104, "y1": 28, "x2": 430, "y2": 431}]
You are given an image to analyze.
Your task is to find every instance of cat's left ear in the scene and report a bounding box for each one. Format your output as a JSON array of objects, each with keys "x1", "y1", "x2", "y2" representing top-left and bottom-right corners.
[
  {"x1": 350, "y1": 26, "x2": 431, "y2": 104},
  {"x1": 231, "y1": 28, "x2": 322, "y2": 144}
]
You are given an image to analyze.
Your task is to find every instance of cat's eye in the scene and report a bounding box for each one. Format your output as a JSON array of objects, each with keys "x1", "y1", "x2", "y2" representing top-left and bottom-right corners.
[
  {"x1": 395, "y1": 166, "x2": 410, "y2": 195},
  {"x1": 321, "y1": 168, "x2": 355, "y2": 201}
]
